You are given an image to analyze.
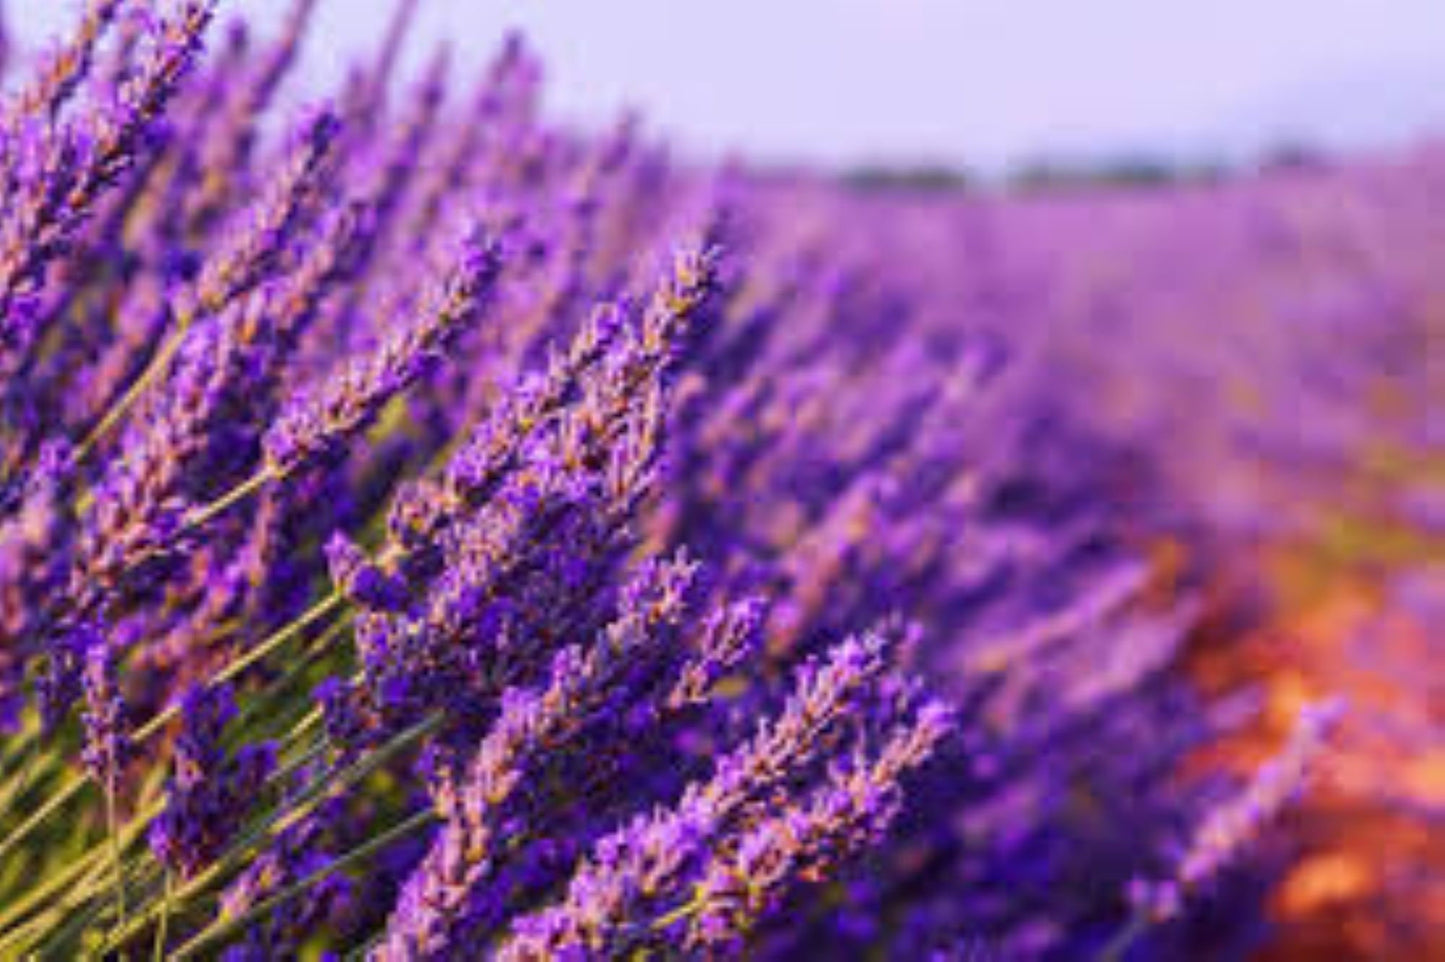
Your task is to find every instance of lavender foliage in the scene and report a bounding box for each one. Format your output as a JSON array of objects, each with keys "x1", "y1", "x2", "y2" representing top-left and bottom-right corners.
[{"x1": 0, "y1": 3, "x2": 1423, "y2": 960}]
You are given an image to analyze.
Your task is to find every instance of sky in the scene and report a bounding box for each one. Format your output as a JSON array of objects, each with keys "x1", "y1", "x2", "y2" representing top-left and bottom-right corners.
[{"x1": 12, "y1": 0, "x2": 1445, "y2": 171}]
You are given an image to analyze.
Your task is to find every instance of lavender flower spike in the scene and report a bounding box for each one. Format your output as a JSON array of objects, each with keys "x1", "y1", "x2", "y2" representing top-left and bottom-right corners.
[
  {"x1": 80, "y1": 628, "x2": 131, "y2": 797},
  {"x1": 375, "y1": 556, "x2": 698, "y2": 961},
  {"x1": 683, "y1": 700, "x2": 954, "y2": 950},
  {"x1": 1135, "y1": 697, "x2": 1346, "y2": 921},
  {"x1": 389, "y1": 301, "x2": 625, "y2": 553},
  {"x1": 6, "y1": 0, "x2": 126, "y2": 122},
  {"x1": 264, "y1": 226, "x2": 502, "y2": 477},
  {"x1": 498, "y1": 632, "x2": 894, "y2": 960},
  {"x1": 397, "y1": 246, "x2": 720, "y2": 557},
  {"x1": 187, "y1": 103, "x2": 341, "y2": 320},
  {"x1": 0, "y1": 0, "x2": 213, "y2": 355},
  {"x1": 149, "y1": 682, "x2": 276, "y2": 878}
]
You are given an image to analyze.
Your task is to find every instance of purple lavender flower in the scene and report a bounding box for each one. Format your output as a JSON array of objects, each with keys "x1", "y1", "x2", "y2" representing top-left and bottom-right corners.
[
  {"x1": 375, "y1": 555, "x2": 698, "y2": 960},
  {"x1": 182, "y1": 0, "x2": 321, "y2": 230},
  {"x1": 1132, "y1": 697, "x2": 1346, "y2": 923},
  {"x1": 667, "y1": 597, "x2": 766, "y2": 709},
  {"x1": 387, "y1": 300, "x2": 624, "y2": 555},
  {"x1": 497, "y1": 631, "x2": 899, "y2": 959},
  {"x1": 185, "y1": 103, "x2": 340, "y2": 321},
  {"x1": 392, "y1": 245, "x2": 717, "y2": 562},
  {"x1": 0, "y1": 0, "x2": 213, "y2": 350},
  {"x1": 325, "y1": 531, "x2": 405, "y2": 610},
  {"x1": 149, "y1": 682, "x2": 275, "y2": 877},
  {"x1": 4, "y1": 0, "x2": 125, "y2": 122},
  {"x1": 80, "y1": 628, "x2": 130, "y2": 795},
  {"x1": 36, "y1": 622, "x2": 95, "y2": 734},
  {"x1": 681, "y1": 699, "x2": 953, "y2": 951},
  {"x1": 263, "y1": 227, "x2": 501, "y2": 477}
]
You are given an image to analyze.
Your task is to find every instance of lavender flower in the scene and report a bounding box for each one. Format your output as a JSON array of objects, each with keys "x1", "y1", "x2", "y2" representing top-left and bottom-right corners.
[
  {"x1": 387, "y1": 300, "x2": 624, "y2": 555},
  {"x1": 0, "y1": 0, "x2": 213, "y2": 342},
  {"x1": 36, "y1": 622, "x2": 95, "y2": 734},
  {"x1": 325, "y1": 531, "x2": 405, "y2": 610},
  {"x1": 667, "y1": 597, "x2": 766, "y2": 709},
  {"x1": 185, "y1": 103, "x2": 340, "y2": 321},
  {"x1": 149, "y1": 682, "x2": 275, "y2": 877},
  {"x1": 263, "y1": 227, "x2": 501, "y2": 477},
  {"x1": 682, "y1": 699, "x2": 953, "y2": 950},
  {"x1": 1132, "y1": 697, "x2": 1347, "y2": 922},
  {"x1": 392, "y1": 245, "x2": 717, "y2": 560},
  {"x1": 80, "y1": 628, "x2": 130, "y2": 796},
  {"x1": 498, "y1": 632, "x2": 897, "y2": 959},
  {"x1": 375, "y1": 555, "x2": 697, "y2": 960},
  {"x1": 4, "y1": 0, "x2": 125, "y2": 122},
  {"x1": 182, "y1": 0, "x2": 321, "y2": 230}
]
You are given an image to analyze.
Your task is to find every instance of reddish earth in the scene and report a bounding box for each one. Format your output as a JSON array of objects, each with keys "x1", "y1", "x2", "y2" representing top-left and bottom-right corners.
[{"x1": 1186, "y1": 511, "x2": 1443, "y2": 960}]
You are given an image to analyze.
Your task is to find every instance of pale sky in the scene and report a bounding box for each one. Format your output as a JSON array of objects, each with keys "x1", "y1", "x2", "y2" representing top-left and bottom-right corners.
[{"x1": 12, "y1": 0, "x2": 1445, "y2": 170}]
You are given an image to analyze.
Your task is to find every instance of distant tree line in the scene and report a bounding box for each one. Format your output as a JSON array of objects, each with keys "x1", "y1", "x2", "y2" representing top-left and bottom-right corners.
[{"x1": 839, "y1": 142, "x2": 1333, "y2": 195}]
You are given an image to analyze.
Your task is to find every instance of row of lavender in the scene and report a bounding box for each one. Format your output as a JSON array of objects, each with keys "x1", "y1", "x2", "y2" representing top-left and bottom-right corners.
[{"x1": 0, "y1": 2, "x2": 1359, "y2": 958}]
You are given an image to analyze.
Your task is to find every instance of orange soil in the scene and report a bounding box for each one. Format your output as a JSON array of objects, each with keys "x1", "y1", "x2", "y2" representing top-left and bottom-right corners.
[{"x1": 1187, "y1": 541, "x2": 1443, "y2": 961}]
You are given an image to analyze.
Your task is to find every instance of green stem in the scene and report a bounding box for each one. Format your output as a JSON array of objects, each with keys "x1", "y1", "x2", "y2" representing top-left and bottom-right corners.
[
  {"x1": 102, "y1": 715, "x2": 440, "y2": 956},
  {"x1": 0, "y1": 592, "x2": 342, "y2": 868},
  {"x1": 652, "y1": 891, "x2": 706, "y2": 931},
  {"x1": 0, "y1": 736, "x2": 40, "y2": 826},
  {"x1": 209, "y1": 592, "x2": 344, "y2": 692},
  {"x1": 108, "y1": 786, "x2": 127, "y2": 932},
  {"x1": 0, "y1": 796, "x2": 159, "y2": 952},
  {"x1": 129, "y1": 591, "x2": 343, "y2": 747},
  {"x1": 285, "y1": 706, "x2": 323, "y2": 747},
  {"x1": 30, "y1": 738, "x2": 323, "y2": 950},
  {"x1": 153, "y1": 871, "x2": 173, "y2": 962},
  {"x1": 170, "y1": 808, "x2": 436, "y2": 961},
  {"x1": 0, "y1": 772, "x2": 92, "y2": 867},
  {"x1": 0, "y1": 909, "x2": 50, "y2": 958},
  {"x1": 75, "y1": 322, "x2": 191, "y2": 462},
  {"x1": 39, "y1": 800, "x2": 168, "y2": 956},
  {"x1": 183, "y1": 467, "x2": 277, "y2": 531},
  {"x1": 0, "y1": 844, "x2": 107, "y2": 937},
  {"x1": 0, "y1": 719, "x2": 37, "y2": 778},
  {"x1": 232, "y1": 616, "x2": 351, "y2": 742}
]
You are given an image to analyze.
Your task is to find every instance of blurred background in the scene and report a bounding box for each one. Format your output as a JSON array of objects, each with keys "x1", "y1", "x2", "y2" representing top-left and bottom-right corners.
[{"x1": 14, "y1": 0, "x2": 1445, "y2": 178}]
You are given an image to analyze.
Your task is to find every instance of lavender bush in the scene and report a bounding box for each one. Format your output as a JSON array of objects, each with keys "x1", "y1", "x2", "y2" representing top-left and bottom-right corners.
[{"x1": 0, "y1": 2, "x2": 1386, "y2": 959}]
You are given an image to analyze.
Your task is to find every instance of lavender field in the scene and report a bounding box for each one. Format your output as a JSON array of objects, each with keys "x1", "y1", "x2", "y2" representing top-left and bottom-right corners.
[{"x1": 0, "y1": 2, "x2": 1438, "y2": 959}]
